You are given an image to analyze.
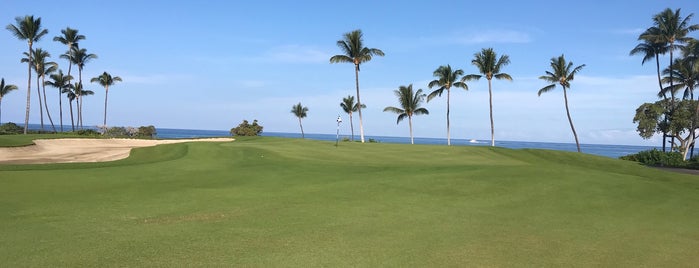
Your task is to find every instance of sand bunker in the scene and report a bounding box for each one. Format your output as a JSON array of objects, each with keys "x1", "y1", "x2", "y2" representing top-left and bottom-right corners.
[{"x1": 0, "y1": 138, "x2": 234, "y2": 164}]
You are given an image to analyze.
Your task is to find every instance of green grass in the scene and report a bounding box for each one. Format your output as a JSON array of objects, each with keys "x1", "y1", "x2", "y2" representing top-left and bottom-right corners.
[{"x1": 1, "y1": 136, "x2": 698, "y2": 266}]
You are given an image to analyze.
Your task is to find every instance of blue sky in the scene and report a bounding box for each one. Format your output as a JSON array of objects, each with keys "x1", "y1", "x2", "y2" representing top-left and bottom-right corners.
[{"x1": 1, "y1": 0, "x2": 697, "y2": 145}]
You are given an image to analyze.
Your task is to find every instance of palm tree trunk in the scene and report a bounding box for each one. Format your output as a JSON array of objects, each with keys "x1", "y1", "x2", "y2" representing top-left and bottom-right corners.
[
  {"x1": 69, "y1": 100, "x2": 75, "y2": 131},
  {"x1": 409, "y1": 116, "x2": 414, "y2": 144},
  {"x1": 58, "y1": 88, "x2": 63, "y2": 132},
  {"x1": 669, "y1": 44, "x2": 676, "y2": 150},
  {"x1": 298, "y1": 117, "x2": 305, "y2": 138},
  {"x1": 349, "y1": 112, "x2": 355, "y2": 141},
  {"x1": 42, "y1": 75, "x2": 56, "y2": 132},
  {"x1": 0, "y1": 98, "x2": 3, "y2": 124},
  {"x1": 63, "y1": 60, "x2": 73, "y2": 132},
  {"x1": 78, "y1": 69, "x2": 83, "y2": 129},
  {"x1": 488, "y1": 79, "x2": 495, "y2": 147},
  {"x1": 354, "y1": 64, "x2": 365, "y2": 143},
  {"x1": 103, "y1": 86, "x2": 109, "y2": 127},
  {"x1": 563, "y1": 87, "x2": 581, "y2": 152},
  {"x1": 36, "y1": 75, "x2": 44, "y2": 130},
  {"x1": 656, "y1": 54, "x2": 668, "y2": 152},
  {"x1": 24, "y1": 43, "x2": 32, "y2": 134},
  {"x1": 446, "y1": 88, "x2": 451, "y2": 146}
]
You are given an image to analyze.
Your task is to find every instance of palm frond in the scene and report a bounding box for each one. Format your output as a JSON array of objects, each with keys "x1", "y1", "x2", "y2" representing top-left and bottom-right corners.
[
  {"x1": 427, "y1": 87, "x2": 444, "y2": 102},
  {"x1": 493, "y1": 73, "x2": 513, "y2": 81},
  {"x1": 463, "y1": 74, "x2": 481, "y2": 81},
  {"x1": 537, "y1": 84, "x2": 556, "y2": 96}
]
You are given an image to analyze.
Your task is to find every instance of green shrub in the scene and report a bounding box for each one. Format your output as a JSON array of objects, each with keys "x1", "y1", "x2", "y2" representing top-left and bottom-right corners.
[
  {"x1": 231, "y1": 120, "x2": 263, "y2": 136},
  {"x1": 137, "y1": 126, "x2": 156, "y2": 138},
  {"x1": 620, "y1": 149, "x2": 686, "y2": 167},
  {"x1": 104, "y1": 127, "x2": 129, "y2": 138},
  {"x1": 0, "y1": 122, "x2": 23, "y2": 135},
  {"x1": 76, "y1": 129, "x2": 101, "y2": 136}
]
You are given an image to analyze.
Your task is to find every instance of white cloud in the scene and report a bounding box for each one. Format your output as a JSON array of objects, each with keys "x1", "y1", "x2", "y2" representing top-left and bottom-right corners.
[
  {"x1": 249, "y1": 45, "x2": 332, "y2": 64},
  {"x1": 452, "y1": 30, "x2": 532, "y2": 44}
]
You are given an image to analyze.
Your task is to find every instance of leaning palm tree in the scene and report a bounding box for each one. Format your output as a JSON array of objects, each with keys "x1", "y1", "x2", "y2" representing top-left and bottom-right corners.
[
  {"x1": 91, "y1": 72, "x2": 122, "y2": 127},
  {"x1": 330, "y1": 29, "x2": 384, "y2": 143},
  {"x1": 45, "y1": 70, "x2": 72, "y2": 131},
  {"x1": 22, "y1": 48, "x2": 57, "y2": 132},
  {"x1": 340, "y1": 95, "x2": 366, "y2": 141},
  {"x1": 68, "y1": 48, "x2": 97, "y2": 128},
  {"x1": 0, "y1": 78, "x2": 19, "y2": 124},
  {"x1": 75, "y1": 83, "x2": 94, "y2": 128},
  {"x1": 427, "y1": 65, "x2": 468, "y2": 146},
  {"x1": 538, "y1": 55, "x2": 585, "y2": 153},
  {"x1": 291, "y1": 102, "x2": 308, "y2": 138},
  {"x1": 464, "y1": 48, "x2": 512, "y2": 147},
  {"x1": 383, "y1": 84, "x2": 429, "y2": 144},
  {"x1": 6, "y1": 15, "x2": 49, "y2": 134}
]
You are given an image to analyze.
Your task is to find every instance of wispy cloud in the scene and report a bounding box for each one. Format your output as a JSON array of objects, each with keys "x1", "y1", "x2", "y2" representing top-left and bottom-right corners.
[
  {"x1": 451, "y1": 30, "x2": 533, "y2": 44},
  {"x1": 120, "y1": 73, "x2": 194, "y2": 85},
  {"x1": 249, "y1": 45, "x2": 331, "y2": 64}
]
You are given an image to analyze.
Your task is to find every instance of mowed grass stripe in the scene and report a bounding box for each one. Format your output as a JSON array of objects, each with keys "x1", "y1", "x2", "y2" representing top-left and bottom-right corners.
[{"x1": 0, "y1": 136, "x2": 697, "y2": 266}]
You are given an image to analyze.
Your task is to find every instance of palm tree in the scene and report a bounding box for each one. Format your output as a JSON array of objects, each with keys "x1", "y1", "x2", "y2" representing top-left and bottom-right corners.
[
  {"x1": 383, "y1": 84, "x2": 429, "y2": 144},
  {"x1": 22, "y1": 48, "x2": 57, "y2": 132},
  {"x1": 330, "y1": 29, "x2": 385, "y2": 143},
  {"x1": 6, "y1": 15, "x2": 49, "y2": 134},
  {"x1": 340, "y1": 95, "x2": 366, "y2": 141},
  {"x1": 55, "y1": 27, "x2": 85, "y2": 130},
  {"x1": 630, "y1": 30, "x2": 670, "y2": 96},
  {"x1": 427, "y1": 65, "x2": 468, "y2": 146},
  {"x1": 75, "y1": 83, "x2": 94, "y2": 128},
  {"x1": 66, "y1": 83, "x2": 79, "y2": 131},
  {"x1": 91, "y1": 72, "x2": 122, "y2": 127},
  {"x1": 0, "y1": 78, "x2": 19, "y2": 124},
  {"x1": 538, "y1": 55, "x2": 585, "y2": 153},
  {"x1": 464, "y1": 48, "x2": 512, "y2": 147},
  {"x1": 68, "y1": 48, "x2": 97, "y2": 128},
  {"x1": 45, "y1": 70, "x2": 72, "y2": 131},
  {"x1": 641, "y1": 8, "x2": 698, "y2": 151},
  {"x1": 661, "y1": 58, "x2": 699, "y2": 100},
  {"x1": 291, "y1": 102, "x2": 308, "y2": 138}
]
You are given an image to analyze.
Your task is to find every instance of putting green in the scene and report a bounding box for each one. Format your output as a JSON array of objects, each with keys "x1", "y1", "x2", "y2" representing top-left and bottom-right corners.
[{"x1": 0, "y1": 136, "x2": 697, "y2": 266}]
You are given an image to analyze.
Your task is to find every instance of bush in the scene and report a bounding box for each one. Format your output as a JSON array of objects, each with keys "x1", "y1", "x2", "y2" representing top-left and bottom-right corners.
[
  {"x1": 137, "y1": 125, "x2": 156, "y2": 138},
  {"x1": 104, "y1": 126, "x2": 129, "y2": 138},
  {"x1": 231, "y1": 120, "x2": 263, "y2": 136},
  {"x1": 620, "y1": 149, "x2": 686, "y2": 167},
  {"x1": 0, "y1": 122, "x2": 23, "y2": 135},
  {"x1": 76, "y1": 129, "x2": 101, "y2": 136}
]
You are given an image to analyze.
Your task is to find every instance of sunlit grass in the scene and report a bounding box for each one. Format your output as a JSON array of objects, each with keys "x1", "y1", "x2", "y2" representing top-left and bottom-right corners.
[{"x1": 0, "y1": 136, "x2": 697, "y2": 266}]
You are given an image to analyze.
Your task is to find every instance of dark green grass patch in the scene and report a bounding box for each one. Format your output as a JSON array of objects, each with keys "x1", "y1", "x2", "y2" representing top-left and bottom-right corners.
[{"x1": 1, "y1": 137, "x2": 697, "y2": 266}]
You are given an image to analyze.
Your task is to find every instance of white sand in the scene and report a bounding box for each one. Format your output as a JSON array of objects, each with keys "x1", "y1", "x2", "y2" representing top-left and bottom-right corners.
[{"x1": 0, "y1": 138, "x2": 234, "y2": 164}]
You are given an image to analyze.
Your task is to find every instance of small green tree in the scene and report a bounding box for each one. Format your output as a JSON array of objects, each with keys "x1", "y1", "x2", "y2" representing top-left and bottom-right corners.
[
  {"x1": 230, "y1": 119, "x2": 263, "y2": 136},
  {"x1": 633, "y1": 99, "x2": 697, "y2": 159}
]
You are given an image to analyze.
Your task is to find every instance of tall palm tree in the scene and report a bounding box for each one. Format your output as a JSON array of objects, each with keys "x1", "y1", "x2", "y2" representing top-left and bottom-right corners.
[
  {"x1": 330, "y1": 29, "x2": 384, "y2": 143},
  {"x1": 0, "y1": 78, "x2": 18, "y2": 124},
  {"x1": 6, "y1": 15, "x2": 49, "y2": 134},
  {"x1": 383, "y1": 84, "x2": 429, "y2": 144},
  {"x1": 538, "y1": 55, "x2": 585, "y2": 153},
  {"x1": 291, "y1": 102, "x2": 308, "y2": 138},
  {"x1": 340, "y1": 95, "x2": 366, "y2": 141},
  {"x1": 464, "y1": 48, "x2": 512, "y2": 147},
  {"x1": 68, "y1": 48, "x2": 97, "y2": 128},
  {"x1": 22, "y1": 48, "x2": 57, "y2": 132},
  {"x1": 630, "y1": 30, "x2": 670, "y2": 97},
  {"x1": 641, "y1": 8, "x2": 698, "y2": 151},
  {"x1": 91, "y1": 72, "x2": 122, "y2": 127},
  {"x1": 55, "y1": 27, "x2": 85, "y2": 131},
  {"x1": 45, "y1": 70, "x2": 72, "y2": 132},
  {"x1": 427, "y1": 65, "x2": 468, "y2": 146}
]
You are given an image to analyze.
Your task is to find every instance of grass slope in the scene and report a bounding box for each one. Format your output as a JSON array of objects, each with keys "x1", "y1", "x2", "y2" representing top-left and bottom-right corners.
[{"x1": 0, "y1": 136, "x2": 697, "y2": 266}]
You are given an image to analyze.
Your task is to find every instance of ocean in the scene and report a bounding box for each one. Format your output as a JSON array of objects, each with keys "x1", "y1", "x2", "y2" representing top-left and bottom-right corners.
[{"x1": 24, "y1": 124, "x2": 658, "y2": 159}]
